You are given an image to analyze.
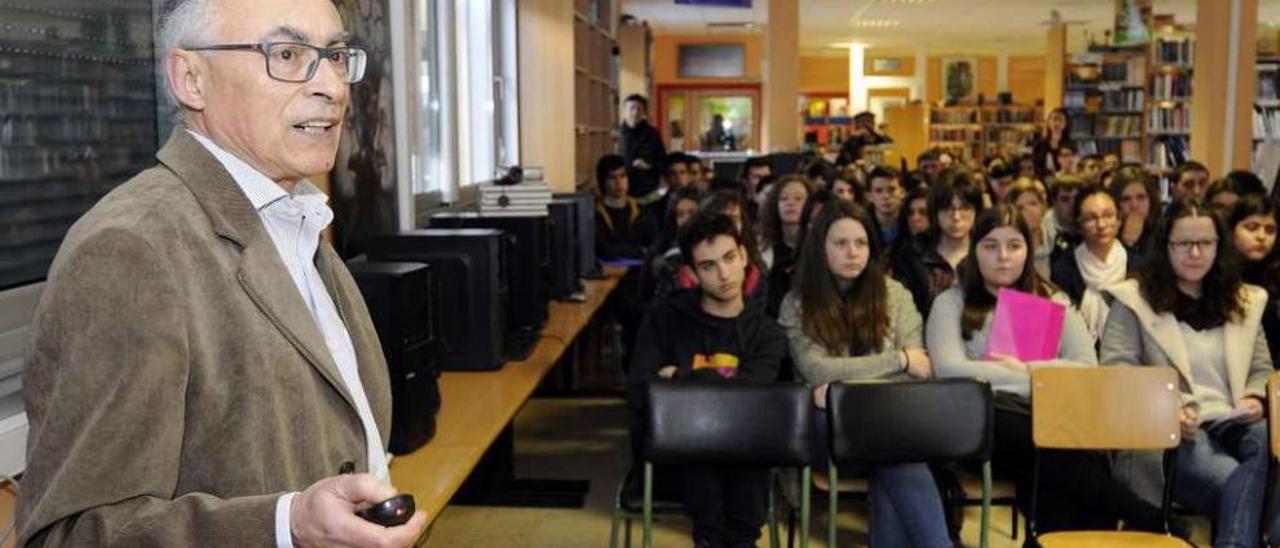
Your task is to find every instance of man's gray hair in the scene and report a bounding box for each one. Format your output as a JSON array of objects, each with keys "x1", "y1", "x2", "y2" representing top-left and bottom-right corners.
[{"x1": 157, "y1": 0, "x2": 218, "y2": 107}]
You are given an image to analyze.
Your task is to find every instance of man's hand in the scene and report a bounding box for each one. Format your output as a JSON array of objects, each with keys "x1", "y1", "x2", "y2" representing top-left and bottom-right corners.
[
  {"x1": 1233, "y1": 397, "x2": 1265, "y2": 424},
  {"x1": 1180, "y1": 406, "x2": 1202, "y2": 439},
  {"x1": 658, "y1": 365, "x2": 678, "y2": 379},
  {"x1": 1120, "y1": 213, "x2": 1145, "y2": 247},
  {"x1": 291, "y1": 474, "x2": 427, "y2": 548}
]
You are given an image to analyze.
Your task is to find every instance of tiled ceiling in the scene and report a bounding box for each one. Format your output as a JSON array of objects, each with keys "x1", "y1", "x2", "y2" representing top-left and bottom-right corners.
[{"x1": 621, "y1": 0, "x2": 1280, "y2": 55}]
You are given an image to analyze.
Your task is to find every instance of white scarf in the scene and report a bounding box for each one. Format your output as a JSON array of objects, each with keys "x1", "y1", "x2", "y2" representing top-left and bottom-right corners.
[{"x1": 1074, "y1": 242, "x2": 1127, "y2": 339}]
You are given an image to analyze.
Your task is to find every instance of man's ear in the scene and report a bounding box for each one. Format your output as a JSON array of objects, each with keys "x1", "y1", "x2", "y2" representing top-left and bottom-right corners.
[{"x1": 165, "y1": 50, "x2": 207, "y2": 112}]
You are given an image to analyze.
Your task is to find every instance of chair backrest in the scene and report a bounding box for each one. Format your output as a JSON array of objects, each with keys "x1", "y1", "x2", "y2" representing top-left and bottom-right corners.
[
  {"x1": 1031, "y1": 366, "x2": 1181, "y2": 450},
  {"x1": 827, "y1": 379, "x2": 993, "y2": 464},
  {"x1": 1269, "y1": 371, "x2": 1280, "y2": 458},
  {"x1": 644, "y1": 380, "x2": 812, "y2": 467}
]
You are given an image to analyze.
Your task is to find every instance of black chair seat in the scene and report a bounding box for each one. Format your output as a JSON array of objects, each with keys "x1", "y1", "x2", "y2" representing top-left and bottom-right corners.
[{"x1": 619, "y1": 463, "x2": 685, "y2": 513}]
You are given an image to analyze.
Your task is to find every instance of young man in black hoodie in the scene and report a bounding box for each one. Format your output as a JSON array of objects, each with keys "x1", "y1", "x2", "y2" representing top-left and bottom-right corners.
[
  {"x1": 619, "y1": 94, "x2": 667, "y2": 205},
  {"x1": 627, "y1": 212, "x2": 785, "y2": 548}
]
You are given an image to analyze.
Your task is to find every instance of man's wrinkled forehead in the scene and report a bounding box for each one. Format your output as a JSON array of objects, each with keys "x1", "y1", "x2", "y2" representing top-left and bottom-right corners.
[{"x1": 213, "y1": 0, "x2": 347, "y2": 44}]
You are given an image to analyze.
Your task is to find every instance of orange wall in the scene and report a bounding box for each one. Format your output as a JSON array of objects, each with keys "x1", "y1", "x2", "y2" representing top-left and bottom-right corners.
[
  {"x1": 652, "y1": 33, "x2": 764, "y2": 88},
  {"x1": 1009, "y1": 55, "x2": 1046, "y2": 105},
  {"x1": 795, "y1": 53, "x2": 1048, "y2": 105},
  {"x1": 799, "y1": 55, "x2": 848, "y2": 94}
]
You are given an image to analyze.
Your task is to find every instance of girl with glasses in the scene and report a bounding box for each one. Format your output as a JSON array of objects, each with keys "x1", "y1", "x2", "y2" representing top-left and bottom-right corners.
[
  {"x1": 1101, "y1": 198, "x2": 1273, "y2": 548},
  {"x1": 1051, "y1": 184, "x2": 1131, "y2": 340}
]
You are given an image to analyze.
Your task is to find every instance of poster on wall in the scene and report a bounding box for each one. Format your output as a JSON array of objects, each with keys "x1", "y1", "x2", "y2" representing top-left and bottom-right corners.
[
  {"x1": 1114, "y1": 0, "x2": 1153, "y2": 46},
  {"x1": 331, "y1": 0, "x2": 398, "y2": 258},
  {"x1": 941, "y1": 57, "x2": 978, "y2": 104}
]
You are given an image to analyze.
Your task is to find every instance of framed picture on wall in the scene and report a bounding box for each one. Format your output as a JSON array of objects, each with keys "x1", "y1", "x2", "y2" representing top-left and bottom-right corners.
[
  {"x1": 677, "y1": 43, "x2": 746, "y2": 78},
  {"x1": 941, "y1": 56, "x2": 979, "y2": 104}
]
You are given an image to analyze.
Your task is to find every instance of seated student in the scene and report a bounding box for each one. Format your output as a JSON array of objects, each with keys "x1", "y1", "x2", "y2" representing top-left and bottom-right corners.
[
  {"x1": 595, "y1": 154, "x2": 656, "y2": 260},
  {"x1": 1051, "y1": 184, "x2": 1131, "y2": 340},
  {"x1": 830, "y1": 175, "x2": 860, "y2": 205},
  {"x1": 867, "y1": 167, "x2": 906, "y2": 248},
  {"x1": 687, "y1": 155, "x2": 712, "y2": 193},
  {"x1": 627, "y1": 212, "x2": 785, "y2": 548},
  {"x1": 1205, "y1": 170, "x2": 1268, "y2": 214},
  {"x1": 1004, "y1": 178, "x2": 1051, "y2": 279},
  {"x1": 1043, "y1": 174, "x2": 1085, "y2": 265},
  {"x1": 1054, "y1": 143, "x2": 1079, "y2": 176},
  {"x1": 885, "y1": 186, "x2": 932, "y2": 275},
  {"x1": 1103, "y1": 152, "x2": 1122, "y2": 172},
  {"x1": 778, "y1": 201, "x2": 951, "y2": 548},
  {"x1": 646, "y1": 186, "x2": 703, "y2": 301},
  {"x1": 893, "y1": 174, "x2": 984, "y2": 318},
  {"x1": 1101, "y1": 198, "x2": 1273, "y2": 547},
  {"x1": 646, "y1": 152, "x2": 696, "y2": 221},
  {"x1": 928, "y1": 206, "x2": 1165, "y2": 536},
  {"x1": 758, "y1": 175, "x2": 813, "y2": 271},
  {"x1": 986, "y1": 161, "x2": 1017, "y2": 203},
  {"x1": 1169, "y1": 160, "x2": 1211, "y2": 203},
  {"x1": 1229, "y1": 194, "x2": 1280, "y2": 368},
  {"x1": 804, "y1": 158, "x2": 837, "y2": 190},
  {"x1": 915, "y1": 149, "x2": 943, "y2": 187},
  {"x1": 1110, "y1": 165, "x2": 1162, "y2": 269},
  {"x1": 1077, "y1": 153, "x2": 1104, "y2": 184},
  {"x1": 659, "y1": 191, "x2": 770, "y2": 311}
]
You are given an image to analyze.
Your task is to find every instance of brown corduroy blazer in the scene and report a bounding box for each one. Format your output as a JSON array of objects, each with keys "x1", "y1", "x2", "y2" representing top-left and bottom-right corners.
[{"x1": 17, "y1": 130, "x2": 391, "y2": 546}]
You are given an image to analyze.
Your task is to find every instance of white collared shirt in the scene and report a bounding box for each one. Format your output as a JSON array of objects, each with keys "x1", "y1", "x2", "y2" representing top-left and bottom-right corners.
[{"x1": 187, "y1": 130, "x2": 388, "y2": 548}]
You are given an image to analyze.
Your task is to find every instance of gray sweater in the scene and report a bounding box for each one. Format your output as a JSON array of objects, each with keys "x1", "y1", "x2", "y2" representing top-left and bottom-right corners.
[
  {"x1": 927, "y1": 286, "x2": 1097, "y2": 398},
  {"x1": 778, "y1": 279, "x2": 920, "y2": 387}
]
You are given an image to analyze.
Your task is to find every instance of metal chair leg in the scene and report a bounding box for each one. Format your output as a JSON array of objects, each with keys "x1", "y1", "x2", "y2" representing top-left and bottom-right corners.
[
  {"x1": 625, "y1": 517, "x2": 633, "y2": 548},
  {"x1": 769, "y1": 473, "x2": 781, "y2": 548},
  {"x1": 827, "y1": 462, "x2": 838, "y2": 548},
  {"x1": 980, "y1": 461, "x2": 992, "y2": 548},
  {"x1": 800, "y1": 465, "x2": 811, "y2": 548},
  {"x1": 643, "y1": 463, "x2": 654, "y2": 548},
  {"x1": 609, "y1": 506, "x2": 620, "y2": 548}
]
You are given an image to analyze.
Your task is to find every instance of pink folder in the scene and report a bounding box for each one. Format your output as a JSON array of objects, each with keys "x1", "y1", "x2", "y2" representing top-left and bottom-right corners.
[{"x1": 984, "y1": 288, "x2": 1066, "y2": 362}]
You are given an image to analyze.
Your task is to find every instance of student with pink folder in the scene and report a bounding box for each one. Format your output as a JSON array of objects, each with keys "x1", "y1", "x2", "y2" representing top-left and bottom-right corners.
[{"x1": 926, "y1": 206, "x2": 1168, "y2": 537}]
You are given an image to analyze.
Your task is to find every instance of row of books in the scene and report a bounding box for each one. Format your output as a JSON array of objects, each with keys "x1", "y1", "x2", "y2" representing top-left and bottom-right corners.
[
  {"x1": 1069, "y1": 115, "x2": 1143, "y2": 138},
  {"x1": 1254, "y1": 106, "x2": 1280, "y2": 141},
  {"x1": 1149, "y1": 105, "x2": 1192, "y2": 133},
  {"x1": 984, "y1": 127, "x2": 1033, "y2": 145},
  {"x1": 1076, "y1": 138, "x2": 1144, "y2": 164},
  {"x1": 1154, "y1": 38, "x2": 1195, "y2": 66},
  {"x1": 1151, "y1": 73, "x2": 1192, "y2": 100},
  {"x1": 1101, "y1": 89, "x2": 1144, "y2": 112},
  {"x1": 930, "y1": 109, "x2": 979, "y2": 124},
  {"x1": 930, "y1": 127, "x2": 981, "y2": 142},
  {"x1": 983, "y1": 108, "x2": 1039, "y2": 124},
  {"x1": 1260, "y1": 67, "x2": 1280, "y2": 102},
  {"x1": 1100, "y1": 56, "x2": 1147, "y2": 87},
  {"x1": 1150, "y1": 136, "x2": 1190, "y2": 170}
]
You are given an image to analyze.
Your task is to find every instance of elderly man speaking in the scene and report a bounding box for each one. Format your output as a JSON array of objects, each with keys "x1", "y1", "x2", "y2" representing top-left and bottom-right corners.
[{"x1": 16, "y1": 0, "x2": 427, "y2": 546}]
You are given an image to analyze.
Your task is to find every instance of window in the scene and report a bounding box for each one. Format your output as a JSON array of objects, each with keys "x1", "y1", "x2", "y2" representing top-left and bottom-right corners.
[{"x1": 409, "y1": 0, "x2": 518, "y2": 208}]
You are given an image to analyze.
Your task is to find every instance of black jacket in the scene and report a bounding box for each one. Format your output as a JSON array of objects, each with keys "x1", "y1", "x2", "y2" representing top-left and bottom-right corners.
[
  {"x1": 626, "y1": 289, "x2": 785, "y2": 416},
  {"x1": 835, "y1": 131, "x2": 892, "y2": 166},
  {"x1": 618, "y1": 120, "x2": 666, "y2": 198}
]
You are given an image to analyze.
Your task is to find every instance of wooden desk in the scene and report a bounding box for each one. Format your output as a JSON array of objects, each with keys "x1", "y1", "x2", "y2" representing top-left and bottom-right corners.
[{"x1": 390, "y1": 271, "x2": 622, "y2": 524}]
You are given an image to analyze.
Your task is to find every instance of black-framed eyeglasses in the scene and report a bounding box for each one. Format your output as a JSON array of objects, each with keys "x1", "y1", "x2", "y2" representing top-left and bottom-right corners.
[{"x1": 183, "y1": 42, "x2": 368, "y2": 84}]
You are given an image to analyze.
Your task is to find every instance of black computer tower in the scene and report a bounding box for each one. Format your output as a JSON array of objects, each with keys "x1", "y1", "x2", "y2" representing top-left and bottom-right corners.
[
  {"x1": 569, "y1": 191, "x2": 601, "y2": 278},
  {"x1": 366, "y1": 229, "x2": 507, "y2": 371},
  {"x1": 547, "y1": 197, "x2": 580, "y2": 300},
  {"x1": 429, "y1": 213, "x2": 549, "y2": 353},
  {"x1": 346, "y1": 261, "x2": 441, "y2": 454}
]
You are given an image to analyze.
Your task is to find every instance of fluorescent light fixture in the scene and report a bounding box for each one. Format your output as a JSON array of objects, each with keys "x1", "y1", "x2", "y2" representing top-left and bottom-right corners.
[{"x1": 850, "y1": 19, "x2": 900, "y2": 28}]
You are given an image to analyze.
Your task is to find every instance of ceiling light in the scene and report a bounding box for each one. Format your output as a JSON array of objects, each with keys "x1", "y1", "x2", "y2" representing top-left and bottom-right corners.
[{"x1": 850, "y1": 19, "x2": 900, "y2": 28}]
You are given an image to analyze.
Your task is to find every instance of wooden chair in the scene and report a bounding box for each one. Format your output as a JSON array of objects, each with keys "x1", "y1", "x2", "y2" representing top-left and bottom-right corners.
[{"x1": 1029, "y1": 366, "x2": 1190, "y2": 547}]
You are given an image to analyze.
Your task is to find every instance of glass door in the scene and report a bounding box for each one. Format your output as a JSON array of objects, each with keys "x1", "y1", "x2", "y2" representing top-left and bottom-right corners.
[{"x1": 657, "y1": 85, "x2": 761, "y2": 153}]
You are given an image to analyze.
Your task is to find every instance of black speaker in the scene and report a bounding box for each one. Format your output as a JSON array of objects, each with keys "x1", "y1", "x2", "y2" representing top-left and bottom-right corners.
[
  {"x1": 548, "y1": 197, "x2": 580, "y2": 300},
  {"x1": 346, "y1": 261, "x2": 441, "y2": 454},
  {"x1": 570, "y1": 191, "x2": 601, "y2": 278},
  {"x1": 367, "y1": 229, "x2": 507, "y2": 371}
]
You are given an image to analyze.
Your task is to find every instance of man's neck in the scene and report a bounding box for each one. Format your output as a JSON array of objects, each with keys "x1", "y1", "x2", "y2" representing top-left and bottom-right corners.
[
  {"x1": 876, "y1": 210, "x2": 898, "y2": 227},
  {"x1": 782, "y1": 224, "x2": 801, "y2": 248},
  {"x1": 185, "y1": 124, "x2": 298, "y2": 193},
  {"x1": 604, "y1": 195, "x2": 629, "y2": 208},
  {"x1": 702, "y1": 293, "x2": 745, "y2": 319}
]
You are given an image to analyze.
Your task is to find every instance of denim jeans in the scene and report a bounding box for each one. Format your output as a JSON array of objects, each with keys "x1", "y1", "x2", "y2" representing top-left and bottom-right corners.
[
  {"x1": 867, "y1": 462, "x2": 954, "y2": 548},
  {"x1": 811, "y1": 409, "x2": 952, "y2": 548},
  {"x1": 1174, "y1": 420, "x2": 1268, "y2": 548}
]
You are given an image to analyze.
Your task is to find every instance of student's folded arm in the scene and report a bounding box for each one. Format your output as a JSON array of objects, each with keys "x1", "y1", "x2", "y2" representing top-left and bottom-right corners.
[
  {"x1": 737, "y1": 321, "x2": 786, "y2": 383},
  {"x1": 778, "y1": 296, "x2": 901, "y2": 385},
  {"x1": 18, "y1": 228, "x2": 279, "y2": 547},
  {"x1": 1245, "y1": 327, "x2": 1272, "y2": 399},
  {"x1": 1027, "y1": 303, "x2": 1098, "y2": 368},
  {"x1": 924, "y1": 289, "x2": 1028, "y2": 391},
  {"x1": 1097, "y1": 301, "x2": 1145, "y2": 366}
]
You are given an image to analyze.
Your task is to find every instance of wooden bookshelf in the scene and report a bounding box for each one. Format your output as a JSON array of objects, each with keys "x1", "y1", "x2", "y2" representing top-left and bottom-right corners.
[
  {"x1": 573, "y1": 0, "x2": 620, "y2": 188},
  {"x1": 925, "y1": 104, "x2": 1041, "y2": 164}
]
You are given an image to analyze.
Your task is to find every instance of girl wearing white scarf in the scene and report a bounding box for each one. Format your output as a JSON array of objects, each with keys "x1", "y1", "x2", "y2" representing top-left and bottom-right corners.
[{"x1": 1070, "y1": 189, "x2": 1128, "y2": 339}]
